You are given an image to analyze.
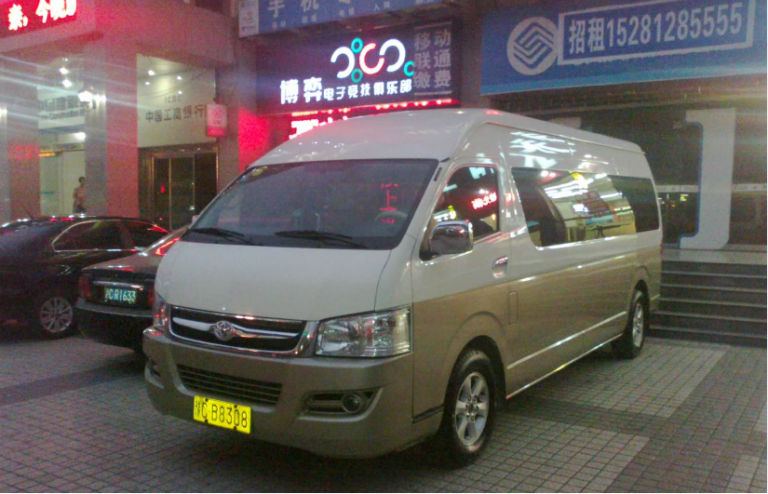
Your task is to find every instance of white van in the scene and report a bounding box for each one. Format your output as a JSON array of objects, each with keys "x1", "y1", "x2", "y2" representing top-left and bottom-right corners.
[{"x1": 144, "y1": 109, "x2": 661, "y2": 465}]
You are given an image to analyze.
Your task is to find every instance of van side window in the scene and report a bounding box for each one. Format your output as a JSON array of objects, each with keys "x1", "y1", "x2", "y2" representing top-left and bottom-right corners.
[
  {"x1": 610, "y1": 176, "x2": 661, "y2": 232},
  {"x1": 510, "y1": 169, "x2": 566, "y2": 246},
  {"x1": 431, "y1": 166, "x2": 500, "y2": 241},
  {"x1": 512, "y1": 169, "x2": 660, "y2": 247}
]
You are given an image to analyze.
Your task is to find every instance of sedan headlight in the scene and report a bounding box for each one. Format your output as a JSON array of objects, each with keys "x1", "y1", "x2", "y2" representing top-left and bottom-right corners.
[
  {"x1": 316, "y1": 308, "x2": 411, "y2": 358},
  {"x1": 152, "y1": 293, "x2": 170, "y2": 332}
]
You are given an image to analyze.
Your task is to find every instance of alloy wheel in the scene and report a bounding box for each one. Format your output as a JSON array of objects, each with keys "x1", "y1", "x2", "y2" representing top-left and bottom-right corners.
[
  {"x1": 39, "y1": 297, "x2": 74, "y2": 334},
  {"x1": 454, "y1": 372, "x2": 490, "y2": 446}
]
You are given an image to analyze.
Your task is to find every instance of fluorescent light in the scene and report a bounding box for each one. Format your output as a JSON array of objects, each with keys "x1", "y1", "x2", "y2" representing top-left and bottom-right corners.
[
  {"x1": 177, "y1": 75, "x2": 183, "y2": 80},
  {"x1": 148, "y1": 69, "x2": 155, "y2": 76},
  {"x1": 62, "y1": 79, "x2": 72, "y2": 88},
  {"x1": 59, "y1": 67, "x2": 69, "y2": 75},
  {"x1": 74, "y1": 132, "x2": 86, "y2": 140},
  {"x1": 145, "y1": 81, "x2": 151, "y2": 85},
  {"x1": 77, "y1": 90, "x2": 93, "y2": 103},
  {"x1": 178, "y1": 91, "x2": 183, "y2": 95}
]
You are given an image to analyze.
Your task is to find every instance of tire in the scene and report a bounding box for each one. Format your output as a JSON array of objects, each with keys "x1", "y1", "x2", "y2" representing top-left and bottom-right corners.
[
  {"x1": 33, "y1": 291, "x2": 77, "y2": 338},
  {"x1": 431, "y1": 348, "x2": 497, "y2": 467},
  {"x1": 612, "y1": 290, "x2": 648, "y2": 359}
]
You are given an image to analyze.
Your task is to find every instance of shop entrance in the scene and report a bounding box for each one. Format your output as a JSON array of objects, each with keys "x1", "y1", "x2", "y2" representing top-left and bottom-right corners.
[{"x1": 139, "y1": 147, "x2": 217, "y2": 230}]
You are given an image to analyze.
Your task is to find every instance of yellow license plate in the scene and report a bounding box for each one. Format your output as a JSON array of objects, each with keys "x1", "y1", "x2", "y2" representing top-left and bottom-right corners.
[{"x1": 193, "y1": 396, "x2": 251, "y2": 434}]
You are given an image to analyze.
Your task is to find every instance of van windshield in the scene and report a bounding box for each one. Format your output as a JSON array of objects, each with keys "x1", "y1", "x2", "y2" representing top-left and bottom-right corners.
[{"x1": 185, "y1": 159, "x2": 438, "y2": 250}]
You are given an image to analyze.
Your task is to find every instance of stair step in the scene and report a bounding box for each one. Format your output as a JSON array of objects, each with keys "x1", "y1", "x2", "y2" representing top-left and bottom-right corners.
[
  {"x1": 663, "y1": 271, "x2": 767, "y2": 289},
  {"x1": 650, "y1": 324, "x2": 767, "y2": 347},
  {"x1": 653, "y1": 311, "x2": 766, "y2": 336},
  {"x1": 661, "y1": 283, "x2": 766, "y2": 304},
  {"x1": 662, "y1": 261, "x2": 767, "y2": 276},
  {"x1": 659, "y1": 298, "x2": 767, "y2": 319}
]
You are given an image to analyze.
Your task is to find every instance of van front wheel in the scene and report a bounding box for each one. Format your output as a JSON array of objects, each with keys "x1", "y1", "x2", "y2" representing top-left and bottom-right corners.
[
  {"x1": 613, "y1": 290, "x2": 648, "y2": 359},
  {"x1": 433, "y1": 348, "x2": 496, "y2": 467}
]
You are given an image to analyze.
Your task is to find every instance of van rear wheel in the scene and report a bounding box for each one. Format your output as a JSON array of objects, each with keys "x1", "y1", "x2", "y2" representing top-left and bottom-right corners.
[
  {"x1": 613, "y1": 290, "x2": 648, "y2": 359},
  {"x1": 432, "y1": 348, "x2": 496, "y2": 467}
]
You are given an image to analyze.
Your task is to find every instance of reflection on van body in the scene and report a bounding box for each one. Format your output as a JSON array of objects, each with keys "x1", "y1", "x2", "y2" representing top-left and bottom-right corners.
[{"x1": 143, "y1": 109, "x2": 662, "y2": 465}]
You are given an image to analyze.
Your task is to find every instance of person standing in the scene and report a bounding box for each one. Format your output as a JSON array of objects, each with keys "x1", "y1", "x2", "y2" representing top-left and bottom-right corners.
[{"x1": 73, "y1": 176, "x2": 87, "y2": 214}]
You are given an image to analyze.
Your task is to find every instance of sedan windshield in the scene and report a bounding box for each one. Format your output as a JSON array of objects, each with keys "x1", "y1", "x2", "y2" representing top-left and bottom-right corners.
[{"x1": 185, "y1": 159, "x2": 438, "y2": 250}]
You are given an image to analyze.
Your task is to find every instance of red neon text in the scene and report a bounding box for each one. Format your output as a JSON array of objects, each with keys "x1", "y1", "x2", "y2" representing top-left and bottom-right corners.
[
  {"x1": 472, "y1": 192, "x2": 497, "y2": 210},
  {"x1": 7, "y1": 0, "x2": 76, "y2": 32}
]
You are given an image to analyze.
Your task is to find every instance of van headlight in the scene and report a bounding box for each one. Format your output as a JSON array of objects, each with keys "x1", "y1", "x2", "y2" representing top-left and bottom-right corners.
[
  {"x1": 316, "y1": 308, "x2": 411, "y2": 358},
  {"x1": 152, "y1": 293, "x2": 170, "y2": 332}
]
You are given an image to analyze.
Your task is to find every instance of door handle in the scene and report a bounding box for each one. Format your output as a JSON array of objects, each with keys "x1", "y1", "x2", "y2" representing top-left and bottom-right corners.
[{"x1": 492, "y1": 256, "x2": 508, "y2": 269}]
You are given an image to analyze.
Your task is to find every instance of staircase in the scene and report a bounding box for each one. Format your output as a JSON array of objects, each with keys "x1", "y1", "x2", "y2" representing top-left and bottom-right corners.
[{"x1": 651, "y1": 260, "x2": 767, "y2": 346}]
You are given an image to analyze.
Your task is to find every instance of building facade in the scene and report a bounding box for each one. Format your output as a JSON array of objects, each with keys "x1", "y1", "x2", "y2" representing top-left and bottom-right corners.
[{"x1": 0, "y1": 0, "x2": 765, "y2": 247}]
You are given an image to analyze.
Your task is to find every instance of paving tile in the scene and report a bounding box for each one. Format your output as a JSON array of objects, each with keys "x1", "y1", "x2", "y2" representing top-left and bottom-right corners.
[{"x1": 0, "y1": 337, "x2": 764, "y2": 492}]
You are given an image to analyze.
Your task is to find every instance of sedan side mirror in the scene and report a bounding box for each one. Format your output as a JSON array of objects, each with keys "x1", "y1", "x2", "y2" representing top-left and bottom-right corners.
[{"x1": 429, "y1": 220, "x2": 473, "y2": 257}]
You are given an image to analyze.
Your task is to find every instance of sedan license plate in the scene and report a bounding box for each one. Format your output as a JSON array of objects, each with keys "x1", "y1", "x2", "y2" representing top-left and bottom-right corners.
[
  {"x1": 193, "y1": 396, "x2": 251, "y2": 434},
  {"x1": 103, "y1": 287, "x2": 138, "y2": 305}
]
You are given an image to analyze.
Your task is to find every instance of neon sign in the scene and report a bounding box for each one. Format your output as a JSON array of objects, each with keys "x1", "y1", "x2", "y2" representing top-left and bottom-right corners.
[
  {"x1": 258, "y1": 22, "x2": 458, "y2": 115},
  {"x1": 331, "y1": 38, "x2": 413, "y2": 83},
  {"x1": 280, "y1": 38, "x2": 415, "y2": 105},
  {"x1": 472, "y1": 192, "x2": 498, "y2": 210},
  {"x1": 3, "y1": 0, "x2": 77, "y2": 36}
]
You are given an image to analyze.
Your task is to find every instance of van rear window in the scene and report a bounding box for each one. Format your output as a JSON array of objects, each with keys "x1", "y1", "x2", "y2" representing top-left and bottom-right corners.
[
  {"x1": 511, "y1": 169, "x2": 660, "y2": 247},
  {"x1": 186, "y1": 159, "x2": 438, "y2": 250}
]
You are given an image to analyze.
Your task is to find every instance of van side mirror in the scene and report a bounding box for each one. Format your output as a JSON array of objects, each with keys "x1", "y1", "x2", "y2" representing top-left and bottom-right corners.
[{"x1": 429, "y1": 220, "x2": 473, "y2": 257}]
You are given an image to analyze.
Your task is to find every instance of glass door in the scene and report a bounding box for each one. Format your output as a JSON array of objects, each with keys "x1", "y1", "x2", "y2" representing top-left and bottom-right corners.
[{"x1": 141, "y1": 148, "x2": 218, "y2": 230}]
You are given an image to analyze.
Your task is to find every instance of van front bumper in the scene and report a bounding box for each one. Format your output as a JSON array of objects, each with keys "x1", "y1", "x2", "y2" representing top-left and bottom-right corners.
[{"x1": 143, "y1": 329, "x2": 440, "y2": 458}]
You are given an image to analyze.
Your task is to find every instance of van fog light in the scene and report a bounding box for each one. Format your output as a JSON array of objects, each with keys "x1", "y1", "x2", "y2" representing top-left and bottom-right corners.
[
  {"x1": 341, "y1": 394, "x2": 362, "y2": 413},
  {"x1": 305, "y1": 390, "x2": 376, "y2": 416}
]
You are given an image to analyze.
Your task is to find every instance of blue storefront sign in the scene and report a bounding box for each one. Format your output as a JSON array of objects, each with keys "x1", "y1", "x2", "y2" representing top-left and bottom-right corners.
[
  {"x1": 481, "y1": 0, "x2": 766, "y2": 95},
  {"x1": 239, "y1": 0, "x2": 441, "y2": 37}
]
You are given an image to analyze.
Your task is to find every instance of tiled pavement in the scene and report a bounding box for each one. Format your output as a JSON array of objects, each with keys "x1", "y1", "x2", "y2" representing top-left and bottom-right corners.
[{"x1": 0, "y1": 328, "x2": 764, "y2": 493}]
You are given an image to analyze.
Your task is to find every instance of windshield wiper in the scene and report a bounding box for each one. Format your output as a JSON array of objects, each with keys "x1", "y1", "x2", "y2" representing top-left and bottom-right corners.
[
  {"x1": 188, "y1": 227, "x2": 259, "y2": 246},
  {"x1": 274, "y1": 230, "x2": 368, "y2": 249}
]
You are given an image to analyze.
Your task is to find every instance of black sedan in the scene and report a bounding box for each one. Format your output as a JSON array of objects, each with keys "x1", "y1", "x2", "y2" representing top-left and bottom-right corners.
[
  {"x1": 0, "y1": 216, "x2": 168, "y2": 338},
  {"x1": 76, "y1": 228, "x2": 184, "y2": 352}
]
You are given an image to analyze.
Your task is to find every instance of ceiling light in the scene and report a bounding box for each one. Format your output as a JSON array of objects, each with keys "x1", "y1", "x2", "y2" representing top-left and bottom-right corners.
[
  {"x1": 74, "y1": 132, "x2": 86, "y2": 140},
  {"x1": 178, "y1": 91, "x2": 183, "y2": 95},
  {"x1": 148, "y1": 69, "x2": 155, "y2": 76},
  {"x1": 177, "y1": 75, "x2": 183, "y2": 80},
  {"x1": 59, "y1": 67, "x2": 69, "y2": 75},
  {"x1": 77, "y1": 89, "x2": 93, "y2": 103},
  {"x1": 62, "y1": 79, "x2": 72, "y2": 88},
  {"x1": 145, "y1": 81, "x2": 151, "y2": 86}
]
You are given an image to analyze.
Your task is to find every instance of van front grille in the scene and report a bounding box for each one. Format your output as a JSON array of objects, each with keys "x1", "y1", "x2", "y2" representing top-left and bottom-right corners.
[
  {"x1": 170, "y1": 306, "x2": 306, "y2": 352},
  {"x1": 177, "y1": 365, "x2": 282, "y2": 406}
]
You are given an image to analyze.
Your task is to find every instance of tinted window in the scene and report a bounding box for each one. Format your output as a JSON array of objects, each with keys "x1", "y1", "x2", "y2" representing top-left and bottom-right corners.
[
  {"x1": 54, "y1": 221, "x2": 125, "y2": 251},
  {"x1": 0, "y1": 222, "x2": 63, "y2": 256},
  {"x1": 431, "y1": 166, "x2": 500, "y2": 241},
  {"x1": 188, "y1": 160, "x2": 438, "y2": 250},
  {"x1": 512, "y1": 169, "x2": 659, "y2": 247},
  {"x1": 610, "y1": 176, "x2": 660, "y2": 232},
  {"x1": 125, "y1": 221, "x2": 168, "y2": 248}
]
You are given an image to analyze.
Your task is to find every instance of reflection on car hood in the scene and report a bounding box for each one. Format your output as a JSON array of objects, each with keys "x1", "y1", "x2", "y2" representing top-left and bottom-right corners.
[{"x1": 156, "y1": 240, "x2": 392, "y2": 322}]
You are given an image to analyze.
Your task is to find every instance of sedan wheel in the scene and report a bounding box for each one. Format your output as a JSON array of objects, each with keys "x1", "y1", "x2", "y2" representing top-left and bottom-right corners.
[{"x1": 37, "y1": 296, "x2": 75, "y2": 337}]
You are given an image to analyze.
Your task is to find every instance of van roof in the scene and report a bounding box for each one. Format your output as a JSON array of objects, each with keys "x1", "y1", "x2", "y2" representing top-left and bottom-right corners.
[{"x1": 252, "y1": 109, "x2": 643, "y2": 167}]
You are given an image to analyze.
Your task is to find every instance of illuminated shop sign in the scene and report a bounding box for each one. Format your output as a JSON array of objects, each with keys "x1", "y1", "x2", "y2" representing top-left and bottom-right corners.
[
  {"x1": 2, "y1": 0, "x2": 77, "y2": 38},
  {"x1": 287, "y1": 98, "x2": 456, "y2": 139},
  {"x1": 257, "y1": 22, "x2": 458, "y2": 115},
  {"x1": 239, "y1": 0, "x2": 442, "y2": 37},
  {"x1": 482, "y1": 0, "x2": 766, "y2": 94}
]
